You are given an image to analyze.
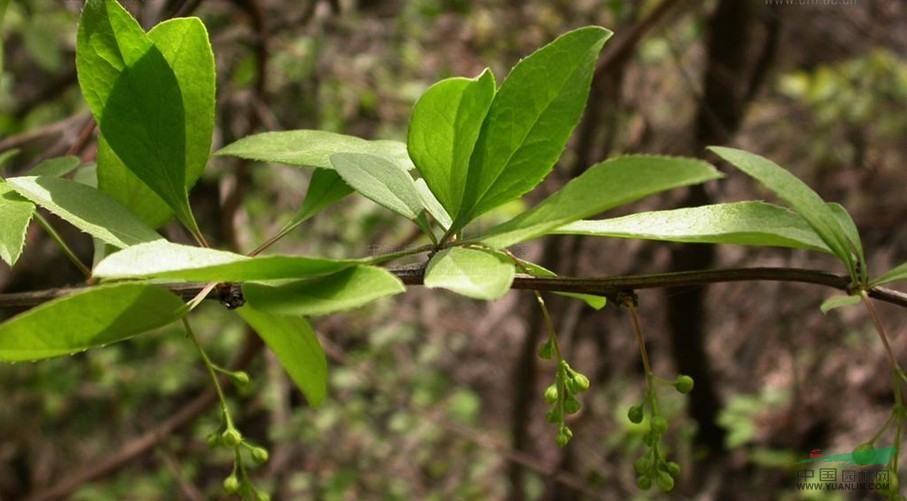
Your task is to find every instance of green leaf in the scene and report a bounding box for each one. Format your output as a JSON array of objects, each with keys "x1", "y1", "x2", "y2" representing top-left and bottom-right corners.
[
  {"x1": 77, "y1": 0, "x2": 200, "y2": 234},
  {"x1": 415, "y1": 178, "x2": 452, "y2": 229},
  {"x1": 0, "y1": 181, "x2": 35, "y2": 266},
  {"x1": 819, "y1": 294, "x2": 861, "y2": 314},
  {"x1": 828, "y1": 202, "x2": 865, "y2": 276},
  {"x1": 517, "y1": 261, "x2": 606, "y2": 309},
  {"x1": 76, "y1": 0, "x2": 151, "y2": 120},
  {"x1": 455, "y1": 26, "x2": 612, "y2": 227},
  {"x1": 424, "y1": 247, "x2": 514, "y2": 300},
  {"x1": 243, "y1": 266, "x2": 405, "y2": 316},
  {"x1": 97, "y1": 138, "x2": 173, "y2": 228},
  {"x1": 29, "y1": 156, "x2": 81, "y2": 177},
  {"x1": 237, "y1": 307, "x2": 327, "y2": 407},
  {"x1": 330, "y1": 153, "x2": 424, "y2": 220},
  {"x1": 555, "y1": 202, "x2": 831, "y2": 253},
  {"x1": 0, "y1": 283, "x2": 186, "y2": 362},
  {"x1": 289, "y1": 168, "x2": 353, "y2": 227},
  {"x1": 871, "y1": 261, "x2": 907, "y2": 287},
  {"x1": 215, "y1": 130, "x2": 414, "y2": 170},
  {"x1": 7, "y1": 176, "x2": 163, "y2": 249},
  {"x1": 93, "y1": 240, "x2": 355, "y2": 281},
  {"x1": 408, "y1": 70, "x2": 495, "y2": 217},
  {"x1": 708, "y1": 147, "x2": 856, "y2": 274},
  {"x1": 480, "y1": 155, "x2": 722, "y2": 248},
  {"x1": 102, "y1": 48, "x2": 192, "y2": 230},
  {"x1": 97, "y1": 17, "x2": 216, "y2": 229}
]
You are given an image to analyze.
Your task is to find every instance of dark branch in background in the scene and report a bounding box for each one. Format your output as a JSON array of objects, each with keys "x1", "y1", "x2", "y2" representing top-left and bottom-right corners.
[
  {"x1": 666, "y1": 0, "x2": 777, "y2": 477},
  {"x1": 2, "y1": 267, "x2": 906, "y2": 311},
  {"x1": 511, "y1": 2, "x2": 693, "y2": 498}
]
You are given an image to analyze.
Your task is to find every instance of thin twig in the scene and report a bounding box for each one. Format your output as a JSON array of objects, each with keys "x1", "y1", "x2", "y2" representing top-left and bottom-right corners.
[
  {"x1": 3, "y1": 267, "x2": 907, "y2": 311},
  {"x1": 32, "y1": 213, "x2": 92, "y2": 279},
  {"x1": 23, "y1": 335, "x2": 264, "y2": 501}
]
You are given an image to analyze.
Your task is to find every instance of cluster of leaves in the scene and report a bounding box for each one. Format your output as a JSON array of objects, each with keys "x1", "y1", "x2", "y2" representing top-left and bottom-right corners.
[{"x1": 4, "y1": 0, "x2": 907, "y2": 496}]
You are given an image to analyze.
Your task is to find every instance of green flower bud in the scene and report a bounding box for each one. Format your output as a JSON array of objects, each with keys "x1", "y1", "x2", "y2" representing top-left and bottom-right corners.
[
  {"x1": 222, "y1": 428, "x2": 243, "y2": 447},
  {"x1": 656, "y1": 471, "x2": 675, "y2": 491},
  {"x1": 251, "y1": 446, "x2": 269, "y2": 464},
  {"x1": 568, "y1": 373, "x2": 590, "y2": 393},
  {"x1": 231, "y1": 371, "x2": 251, "y2": 387},
  {"x1": 543, "y1": 384, "x2": 558, "y2": 404},
  {"x1": 564, "y1": 395, "x2": 581, "y2": 415},
  {"x1": 651, "y1": 415, "x2": 668, "y2": 434},
  {"x1": 206, "y1": 432, "x2": 221, "y2": 449},
  {"x1": 674, "y1": 375, "x2": 694, "y2": 394},
  {"x1": 642, "y1": 431, "x2": 656, "y2": 447},
  {"x1": 556, "y1": 426, "x2": 573, "y2": 447},
  {"x1": 627, "y1": 405, "x2": 644, "y2": 424},
  {"x1": 633, "y1": 456, "x2": 651, "y2": 474},
  {"x1": 570, "y1": 372, "x2": 589, "y2": 393},
  {"x1": 636, "y1": 475, "x2": 652, "y2": 490},
  {"x1": 545, "y1": 407, "x2": 562, "y2": 424},
  {"x1": 223, "y1": 475, "x2": 241, "y2": 494},
  {"x1": 664, "y1": 461, "x2": 681, "y2": 476}
]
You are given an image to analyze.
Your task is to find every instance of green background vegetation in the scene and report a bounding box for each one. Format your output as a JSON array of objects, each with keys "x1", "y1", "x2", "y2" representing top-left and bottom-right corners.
[{"x1": 2, "y1": 0, "x2": 907, "y2": 499}]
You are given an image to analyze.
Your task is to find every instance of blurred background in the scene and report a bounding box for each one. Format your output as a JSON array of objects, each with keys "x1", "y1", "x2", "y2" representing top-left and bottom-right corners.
[{"x1": 2, "y1": 0, "x2": 907, "y2": 499}]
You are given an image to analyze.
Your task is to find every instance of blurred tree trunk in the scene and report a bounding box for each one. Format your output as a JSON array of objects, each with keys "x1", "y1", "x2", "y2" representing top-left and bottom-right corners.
[{"x1": 666, "y1": 0, "x2": 780, "y2": 479}]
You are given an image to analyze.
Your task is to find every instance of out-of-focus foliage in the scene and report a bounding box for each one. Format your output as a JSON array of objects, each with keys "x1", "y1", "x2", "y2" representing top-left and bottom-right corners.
[
  {"x1": 2, "y1": 0, "x2": 907, "y2": 499},
  {"x1": 778, "y1": 50, "x2": 907, "y2": 171}
]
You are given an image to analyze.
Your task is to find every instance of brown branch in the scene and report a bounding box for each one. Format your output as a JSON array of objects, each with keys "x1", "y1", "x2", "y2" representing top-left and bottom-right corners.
[{"x1": 3, "y1": 267, "x2": 906, "y2": 311}]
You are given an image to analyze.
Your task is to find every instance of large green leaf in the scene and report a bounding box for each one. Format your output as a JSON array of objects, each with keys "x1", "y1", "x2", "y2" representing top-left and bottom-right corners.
[
  {"x1": 330, "y1": 153, "x2": 424, "y2": 220},
  {"x1": 243, "y1": 266, "x2": 405, "y2": 316},
  {"x1": 93, "y1": 240, "x2": 355, "y2": 281},
  {"x1": 555, "y1": 201, "x2": 831, "y2": 253},
  {"x1": 424, "y1": 247, "x2": 514, "y2": 300},
  {"x1": 237, "y1": 307, "x2": 327, "y2": 407},
  {"x1": 97, "y1": 17, "x2": 216, "y2": 229},
  {"x1": 455, "y1": 26, "x2": 611, "y2": 227},
  {"x1": 480, "y1": 155, "x2": 722, "y2": 248},
  {"x1": 77, "y1": 0, "x2": 199, "y2": 234},
  {"x1": 215, "y1": 130, "x2": 414, "y2": 170},
  {"x1": 408, "y1": 70, "x2": 495, "y2": 217},
  {"x1": 7, "y1": 176, "x2": 163, "y2": 248},
  {"x1": 0, "y1": 283, "x2": 186, "y2": 362},
  {"x1": 0, "y1": 181, "x2": 35, "y2": 266},
  {"x1": 709, "y1": 147, "x2": 857, "y2": 275}
]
